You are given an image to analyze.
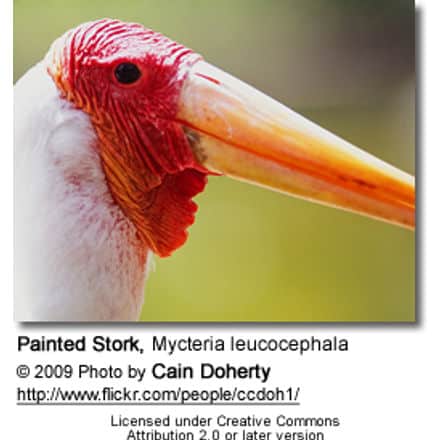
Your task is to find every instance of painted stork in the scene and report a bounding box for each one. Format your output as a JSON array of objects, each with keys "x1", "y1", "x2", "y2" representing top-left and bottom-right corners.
[{"x1": 14, "y1": 19, "x2": 415, "y2": 321}]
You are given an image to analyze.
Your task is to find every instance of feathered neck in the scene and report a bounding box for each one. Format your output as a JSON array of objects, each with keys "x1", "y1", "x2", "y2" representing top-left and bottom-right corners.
[{"x1": 14, "y1": 62, "x2": 149, "y2": 321}]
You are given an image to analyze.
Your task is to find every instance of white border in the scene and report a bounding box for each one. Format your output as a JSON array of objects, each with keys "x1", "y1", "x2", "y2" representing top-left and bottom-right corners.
[{"x1": 2, "y1": 1, "x2": 438, "y2": 437}]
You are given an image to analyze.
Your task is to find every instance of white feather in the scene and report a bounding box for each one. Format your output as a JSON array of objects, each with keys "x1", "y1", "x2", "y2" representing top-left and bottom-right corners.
[{"x1": 14, "y1": 62, "x2": 150, "y2": 321}]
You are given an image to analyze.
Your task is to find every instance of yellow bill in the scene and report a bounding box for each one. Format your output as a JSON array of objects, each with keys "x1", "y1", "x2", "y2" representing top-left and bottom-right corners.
[{"x1": 177, "y1": 61, "x2": 415, "y2": 229}]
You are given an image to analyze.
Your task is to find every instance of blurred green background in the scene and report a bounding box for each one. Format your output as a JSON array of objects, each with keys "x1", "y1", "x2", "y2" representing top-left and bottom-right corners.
[{"x1": 14, "y1": 0, "x2": 415, "y2": 321}]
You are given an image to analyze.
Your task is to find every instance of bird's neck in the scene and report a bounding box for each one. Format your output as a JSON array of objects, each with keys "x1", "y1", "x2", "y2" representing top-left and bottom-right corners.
[{"x1": 14, "y1": 63, "x2": 150, "y2": 321}]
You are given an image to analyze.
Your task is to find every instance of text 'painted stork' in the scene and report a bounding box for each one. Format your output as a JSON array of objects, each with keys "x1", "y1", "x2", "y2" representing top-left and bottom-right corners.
[{"x1": 14, "y1": 19, "x2": 415, "y2": 321}]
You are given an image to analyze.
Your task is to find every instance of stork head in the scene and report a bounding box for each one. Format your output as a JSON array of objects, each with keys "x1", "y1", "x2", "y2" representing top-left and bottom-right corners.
[
  {"x1": 46, "y1": 19, "x2": 415, "y2": 257},
  {"x1": 47, "y1": 19, "x2": 208, "y2": 257}
]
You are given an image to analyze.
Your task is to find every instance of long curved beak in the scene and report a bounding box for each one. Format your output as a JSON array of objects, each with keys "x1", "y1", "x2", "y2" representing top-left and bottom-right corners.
[{"x1": 177, "y1": 61, "x2": 415, "y2": 229}]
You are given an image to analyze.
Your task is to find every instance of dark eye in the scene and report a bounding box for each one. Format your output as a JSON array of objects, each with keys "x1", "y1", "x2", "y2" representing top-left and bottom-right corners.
[{"x1": 114, "y1": 63, "x2": 142, "y2": 84}]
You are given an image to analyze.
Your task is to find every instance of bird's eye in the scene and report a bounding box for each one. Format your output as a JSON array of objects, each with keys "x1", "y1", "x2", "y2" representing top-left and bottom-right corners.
[{"x1": 114, "y1": 63, "x2": 142, "y2": 85}]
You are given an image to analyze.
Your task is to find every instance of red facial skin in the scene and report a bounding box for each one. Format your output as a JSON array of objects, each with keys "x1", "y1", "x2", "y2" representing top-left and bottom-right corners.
[{"x1": 48, "y1": 19, "x2": 210, "y2": 257}]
